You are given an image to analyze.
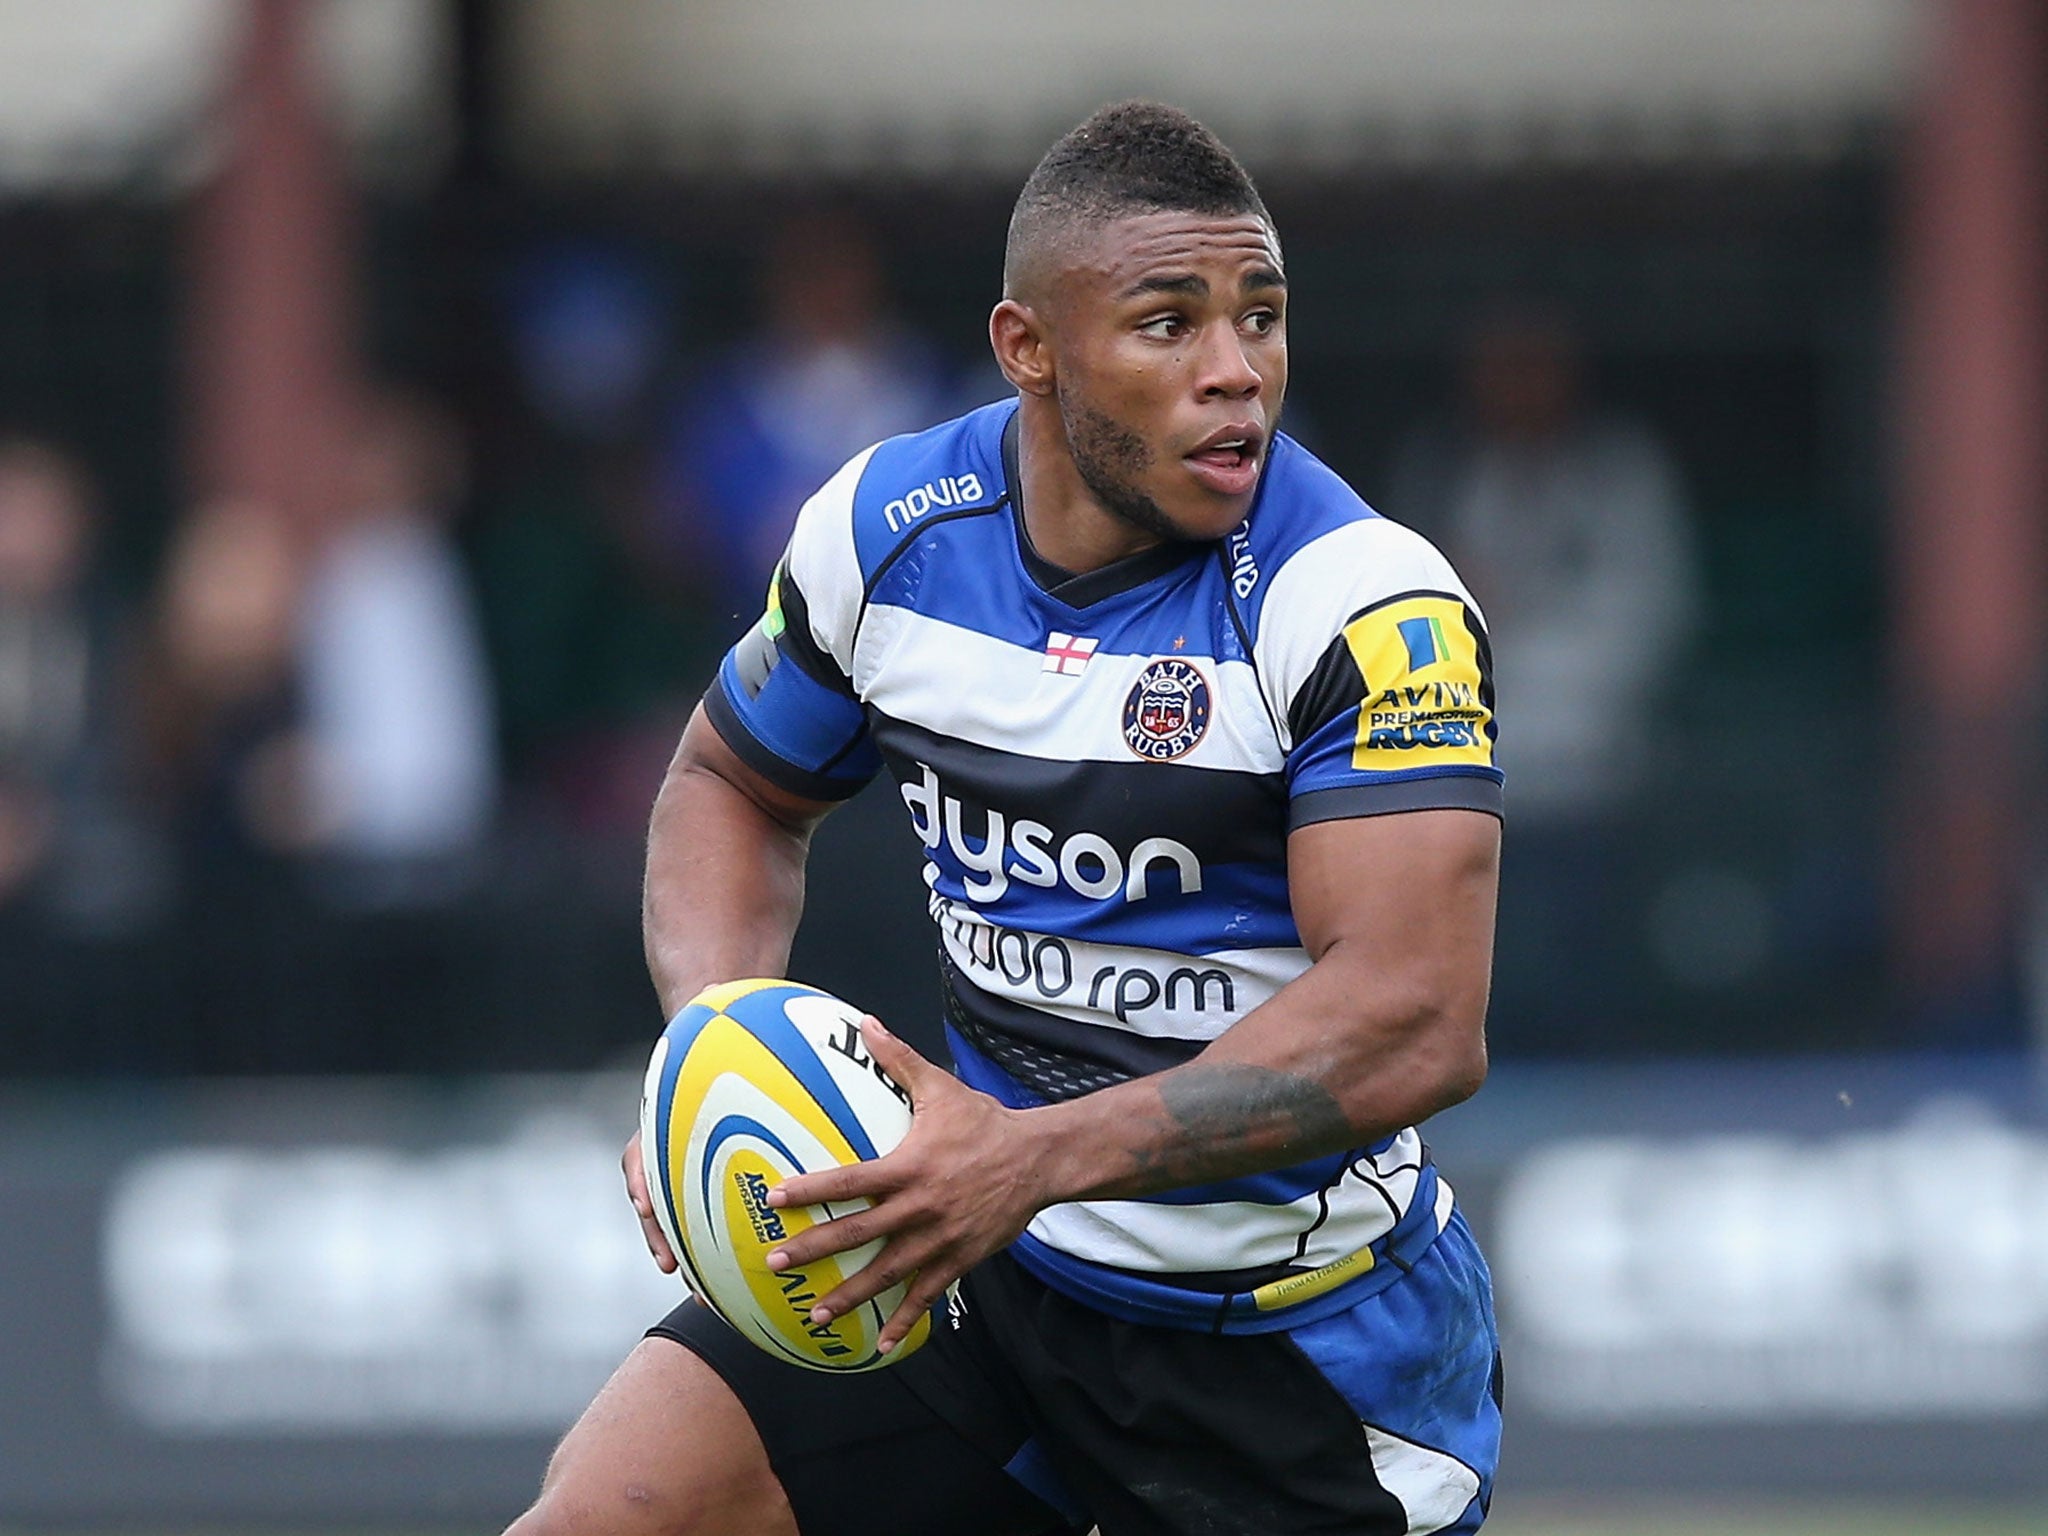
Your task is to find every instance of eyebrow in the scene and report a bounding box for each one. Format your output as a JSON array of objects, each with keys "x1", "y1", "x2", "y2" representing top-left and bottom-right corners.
[{"x1": 1119, "y1": 267, "x2": 1289, "y2": 302}]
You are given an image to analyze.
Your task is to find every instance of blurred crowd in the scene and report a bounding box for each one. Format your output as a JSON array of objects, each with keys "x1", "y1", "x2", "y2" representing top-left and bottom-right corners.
[
  {"x1": 0, "y1": 209, "x2": 1006, "y2": 1075},
  {"x1": 0, "y1": 195, "x2": 1724, "y2": 1074},
  {"x1": 0, "y1": 394, "x2": 489, "y2": 928}
]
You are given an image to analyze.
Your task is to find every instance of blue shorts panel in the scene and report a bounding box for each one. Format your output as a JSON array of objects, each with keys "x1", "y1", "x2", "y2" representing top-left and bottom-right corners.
[{"x1": 1286, "y1": 1211, "x2": 1503, "y2": 1534}]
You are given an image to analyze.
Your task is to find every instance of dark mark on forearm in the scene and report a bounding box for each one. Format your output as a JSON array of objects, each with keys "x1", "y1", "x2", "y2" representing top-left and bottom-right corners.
[{"x1": 1121, "y1": 1063, "x2": 1354, "y2": 1190}]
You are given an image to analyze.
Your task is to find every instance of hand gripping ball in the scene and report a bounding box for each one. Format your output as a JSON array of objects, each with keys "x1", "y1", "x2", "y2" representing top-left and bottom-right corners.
[{"x1": 638, "y1": 978, "x2": 928, "y2": 1371}]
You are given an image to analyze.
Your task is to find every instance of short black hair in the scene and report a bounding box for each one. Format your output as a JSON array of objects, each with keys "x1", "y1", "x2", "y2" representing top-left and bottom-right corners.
[{"x1": 1004, "y1": 101, "x2": 1269, "y2": 297}]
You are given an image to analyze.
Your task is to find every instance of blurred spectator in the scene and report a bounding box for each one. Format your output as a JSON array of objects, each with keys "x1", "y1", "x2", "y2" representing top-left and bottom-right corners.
[
  {"x1": 1403, "y1": 308, "x2": 1700, "y2": 816},
  {"x1": 1394, "y1": 307, "x2": 1701, "y2": 1050},
  {"x1": 651, "y1": 208, "x2": 958, "y2": 599},
  {"x1": 144, "y1": 496, "x2": 308, "y2": 869},
  {"x1": 474, "y1": 240, "x2": 708, "y2": 838},
  {"x1": 507, "y1": 242, "x2": 672, "y2": 447},
  {"x1": 296, "y1": 391, "x2": 497, "y2": 904},
  {"x1": 0, "y1": 438, "x2": 148, "y2": 924}
]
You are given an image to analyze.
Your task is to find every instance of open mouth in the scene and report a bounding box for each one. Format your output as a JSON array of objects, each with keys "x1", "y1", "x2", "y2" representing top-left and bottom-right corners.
[
  {"x1": 1189, "y1": 438, "x2": 1255, "y2": 473},
  {"x1": 1184, "y1": 429, "x2": 1263, "y2": 496}
]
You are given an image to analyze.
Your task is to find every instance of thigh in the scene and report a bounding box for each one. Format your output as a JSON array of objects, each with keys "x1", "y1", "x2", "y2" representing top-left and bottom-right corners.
[
  {"x1": 652, "y1": 1295, "x2": 1083, "y2": 1536},
  {"x1": 509, "y1": 1326, "x2": 797, "y2": 1536}
]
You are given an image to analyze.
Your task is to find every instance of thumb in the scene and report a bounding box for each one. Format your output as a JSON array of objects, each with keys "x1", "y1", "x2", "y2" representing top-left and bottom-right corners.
[{"x1": 859, "y1": 1015, "x2": 934, "y2": 1102}]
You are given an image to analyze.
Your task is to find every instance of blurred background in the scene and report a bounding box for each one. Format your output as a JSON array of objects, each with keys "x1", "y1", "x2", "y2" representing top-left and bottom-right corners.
[{"x1": 0, "y1": 0, "x2": 2043, "y2": 1530}]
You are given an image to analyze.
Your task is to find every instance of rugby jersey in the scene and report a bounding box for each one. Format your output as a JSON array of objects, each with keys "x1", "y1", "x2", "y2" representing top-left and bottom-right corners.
[{"x1": 708, "y1": 399, "x2": 1501, "y2": 1333}]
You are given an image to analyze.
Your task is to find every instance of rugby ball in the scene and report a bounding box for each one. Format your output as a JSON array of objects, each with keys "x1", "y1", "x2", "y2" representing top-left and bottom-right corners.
[{"x1": 638, "y1": 978, "x2": 929, "y2": 1371}]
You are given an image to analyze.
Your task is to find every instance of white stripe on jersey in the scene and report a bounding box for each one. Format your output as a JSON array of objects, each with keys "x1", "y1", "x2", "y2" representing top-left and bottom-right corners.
[
  {"x1": 934, "y1": 897, "x2": 1307, "y2": 1040},
  {"x1": 1026, "y1": 1131, "x2": 1433, "y2": 1274},
  {"x1": 854, "y1": 603, "x2": 1284, "y2": 772},
  {"x1": 1252, "y1": 517, "x2": 1483, "y2": 752},
  {"x1": 784, "y1": 443, "x2": 880, "y2": 676}
]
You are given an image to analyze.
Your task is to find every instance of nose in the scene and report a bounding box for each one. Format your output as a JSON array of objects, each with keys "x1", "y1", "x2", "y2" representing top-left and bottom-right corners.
[{"x1": 1196, "y1": 324, "x2": 1261, "y2": 400}]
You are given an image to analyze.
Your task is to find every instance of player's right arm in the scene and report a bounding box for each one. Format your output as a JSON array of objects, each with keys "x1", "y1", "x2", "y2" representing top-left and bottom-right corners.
[
  {"x1": 628, "y1": 449, "x2": 886, "y2": 1270},
  {"x1": 641, "y1": 704, "x2": 834, "y2": 1021},
  {"x1": 629, "y1": 702, "x2": 844, "y2": 1272}
]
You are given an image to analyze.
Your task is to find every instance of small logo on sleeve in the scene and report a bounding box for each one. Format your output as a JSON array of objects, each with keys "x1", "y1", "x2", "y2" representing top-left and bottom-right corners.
[
  {"x1": 1397, "y1": 613, "x2": 1447, "y2": 672},
  {"x1": 1122, "y1": 659, "x2": 1212, "y2": 760},
  {"x1": 1343, "y1": 596, "x2": 1492, "y2": 771}
]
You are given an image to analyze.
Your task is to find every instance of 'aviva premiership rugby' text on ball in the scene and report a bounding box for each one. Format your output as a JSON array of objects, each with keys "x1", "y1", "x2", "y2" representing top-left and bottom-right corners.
[{"x1": 638, "y1": 978, "x2": 927, "y2": 1371}]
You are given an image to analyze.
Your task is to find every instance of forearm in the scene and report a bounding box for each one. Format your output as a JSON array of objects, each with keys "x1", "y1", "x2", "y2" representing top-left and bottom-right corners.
[
  {"x1": 1021, "y1": 946, "x2": 1487, "y2": 1204},
  {"x1": 642, "y1": 714, "x2": 814, "y2": 1019}
]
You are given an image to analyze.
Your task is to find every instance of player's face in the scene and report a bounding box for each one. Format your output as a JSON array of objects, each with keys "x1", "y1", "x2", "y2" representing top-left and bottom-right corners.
[{"x1": 1054, "y1": 211, "x2": 1287, "y2": 546}]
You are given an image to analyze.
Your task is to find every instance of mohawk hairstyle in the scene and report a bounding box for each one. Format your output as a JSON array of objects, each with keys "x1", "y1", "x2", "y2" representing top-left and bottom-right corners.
[{"x1": 1004, "y1": 101, "x2": 1269, "y2": 297}]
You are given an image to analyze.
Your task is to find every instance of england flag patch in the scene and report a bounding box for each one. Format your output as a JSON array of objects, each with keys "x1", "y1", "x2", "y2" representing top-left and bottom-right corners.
[{"x1": 1042, "y1": 632, "x2": 1099, "y2": 676}]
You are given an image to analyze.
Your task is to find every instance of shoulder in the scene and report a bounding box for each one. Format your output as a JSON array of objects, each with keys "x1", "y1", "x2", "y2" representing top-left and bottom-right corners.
[
  {"x1": 787, "y1": 399, "x2": 1013, "y2": 585},
  {"x1": 1237, "y1": 437, "x2": 1486, "y2": 735},
  {"x1": 782, "y1": 398, "x2": 1013, "y2": 665},
  {"x1": 1239, "y1": 435, "x2": 1477, "y2": 632}
]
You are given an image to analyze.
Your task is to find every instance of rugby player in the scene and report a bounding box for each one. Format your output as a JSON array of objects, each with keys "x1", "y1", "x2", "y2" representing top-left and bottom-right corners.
[{"x1": 509, "y1": 100, "x2": 1504, "y2": 1536}]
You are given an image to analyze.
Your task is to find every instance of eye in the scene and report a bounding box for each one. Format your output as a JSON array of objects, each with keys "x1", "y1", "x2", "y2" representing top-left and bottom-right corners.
[
  {"x1": 1242, "y1": 308, "x2": 1281, "y2": 336},
  {"x1": 1137, "y1": 314, "x2": 1189, "y2": 340}
]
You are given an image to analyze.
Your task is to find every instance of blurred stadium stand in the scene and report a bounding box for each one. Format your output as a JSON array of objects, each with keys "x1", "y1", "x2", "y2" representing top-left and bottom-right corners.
[{"x1": 0, "y1": 0, "x2": 1939, "y2": 1075}]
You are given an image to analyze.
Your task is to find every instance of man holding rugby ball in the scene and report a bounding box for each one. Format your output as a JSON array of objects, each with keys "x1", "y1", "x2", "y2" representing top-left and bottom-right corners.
[{"x1": 510, "y1": 101, "x2": 1504, "y2": 1536}]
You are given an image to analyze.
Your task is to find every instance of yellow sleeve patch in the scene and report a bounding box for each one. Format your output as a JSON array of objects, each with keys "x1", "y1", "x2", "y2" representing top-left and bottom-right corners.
[{"x1": 1341, "y1": 595, "x2": 1494, "y2": 773}]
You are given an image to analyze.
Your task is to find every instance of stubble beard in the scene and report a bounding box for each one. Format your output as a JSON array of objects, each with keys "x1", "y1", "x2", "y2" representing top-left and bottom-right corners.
[{"x1": 1060, "y1": 396, "x2": 1186, "y2": 545}]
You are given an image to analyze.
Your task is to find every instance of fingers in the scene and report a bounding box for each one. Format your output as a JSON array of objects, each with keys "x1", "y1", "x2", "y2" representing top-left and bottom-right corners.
[
  {"x1": 622, "y1": 1135, "x2": 679, "y2": 1273},
  {"x1": 785, "y1": 1229, "x2": 952, "y2": 1347},
  {"x1": 623, "y1": 1135, "x2": 652, "y2": 1214},
  {"x1": 859, "y1": 1015, "x2": 936, "y2": 1099},
  {"x1": 876, "y1": 1271, "x2": 954, "y2": 1353},
  {"x1": 640, "y1": 1211, "x2": 680, "y2": 1274},
  {"x1": 766, "y1": 1204, "x2": 892, "y2": 1275},
  {"x1": 771, "y1": 1156, "x2": 900, "y2": 1211},
  {"x1": 801, "y1": 1250, "x2": 954, "y2": 1355},
  {"x1": 790, "y1": 1248, "x2": 909, "y2": 1326},
  {"x1": 763, "y1": 1191, "x2": 933, "y2": 1328}
]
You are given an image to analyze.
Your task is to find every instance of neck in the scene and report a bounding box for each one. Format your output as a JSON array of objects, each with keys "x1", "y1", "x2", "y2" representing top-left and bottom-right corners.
[{"x1": 1015, "y1": 394, "x2": 1160, "y2": 574}]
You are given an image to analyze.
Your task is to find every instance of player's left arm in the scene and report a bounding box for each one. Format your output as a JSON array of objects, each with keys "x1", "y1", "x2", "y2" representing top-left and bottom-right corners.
[
  {"x1": 1058, "y1": 805, "x2": 1498, "y2": 1193},
  {"x1": 768, "y1": 804, "x2": 1499, "y2": 1349}
]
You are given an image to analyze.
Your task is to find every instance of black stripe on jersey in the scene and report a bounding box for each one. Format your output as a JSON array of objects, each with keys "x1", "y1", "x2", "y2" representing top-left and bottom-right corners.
[
  {"x1": 1284, "y1": 589, "x2": 1496, "y2": 747},
  {"x1": 703, "y1": 684, "x2": 869, "y2": 803},
  {"x1": 942, "y1": 955, "x2": 1205, "y2": 1099},
  {"x1": 871, "y1": 715, "x2": 1288, "y2": 869},
  {"x1": 1014, "y1": 512, "x2": 1200, "y2": 607},
  {"x1": 1291, "y1": 775, "x2": 1504, "y2": 829}
]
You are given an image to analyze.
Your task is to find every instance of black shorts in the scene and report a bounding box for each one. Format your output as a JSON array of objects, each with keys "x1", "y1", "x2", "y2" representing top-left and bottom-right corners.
[{"x1": 649, "y1": 1224, "x2": 1502, "y2": 1536}]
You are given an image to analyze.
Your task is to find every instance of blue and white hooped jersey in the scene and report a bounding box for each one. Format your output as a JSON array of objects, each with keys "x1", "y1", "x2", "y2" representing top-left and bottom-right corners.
[{"x1": 707, "y1": 399, "x2": 1502, "y2": 1333}]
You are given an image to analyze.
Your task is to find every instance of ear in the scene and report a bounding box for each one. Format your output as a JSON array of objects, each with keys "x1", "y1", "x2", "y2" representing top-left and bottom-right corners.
[{"x1": 989, "y1": 299, "x2": 1056, "y2": 397}]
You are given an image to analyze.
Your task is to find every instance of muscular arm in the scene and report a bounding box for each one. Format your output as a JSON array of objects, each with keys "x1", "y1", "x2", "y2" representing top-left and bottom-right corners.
[
  {"x1": 771, "y1": 805, "x2": 1499, "y2": 1344},
  {"x1": 1024, "y1": 805, "x2": 1497, "y2": 1199},
  {"x1": 642, "y1": 704, "x2": 836, "y2": 1018},
  {"x1": 630, "y1": 701, "x2": 837, "y2": 1270}
]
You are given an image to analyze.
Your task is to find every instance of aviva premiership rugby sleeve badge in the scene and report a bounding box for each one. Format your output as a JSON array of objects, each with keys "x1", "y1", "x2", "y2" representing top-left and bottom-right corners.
[
  {"x1": 1281, "y1": 590, "x2": 1502, "y2": 823},
  {"x1": 1341, "y1": 594, "x2": 1493, "y2": 772}
]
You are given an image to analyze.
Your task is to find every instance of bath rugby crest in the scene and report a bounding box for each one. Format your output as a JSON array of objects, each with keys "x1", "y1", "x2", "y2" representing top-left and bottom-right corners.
[
  {"x1": 1122, "y1": 659, "x2": 1210, "y2": 759},
  {"x1": 705, "y1": 400, "x2": 1501, "y2": 1333}
]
